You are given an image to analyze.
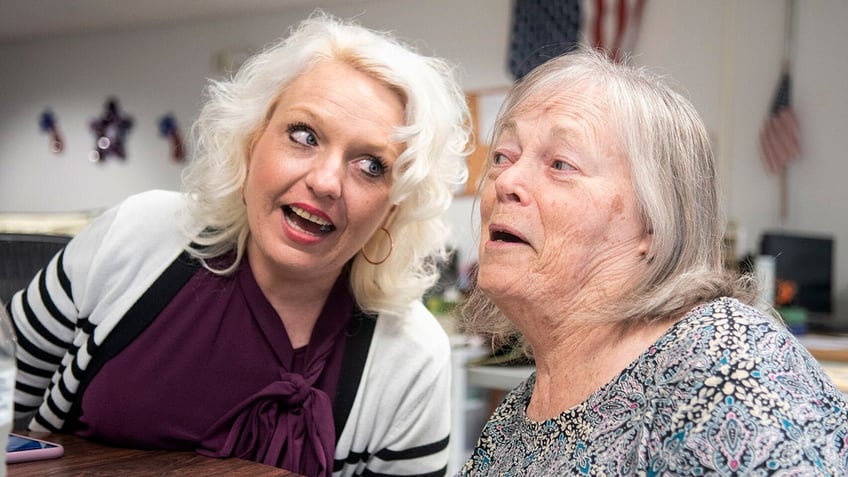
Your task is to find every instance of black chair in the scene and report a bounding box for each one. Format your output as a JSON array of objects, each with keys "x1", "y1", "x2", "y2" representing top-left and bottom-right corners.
[{"x1": 0, "y1": 233, "x2": 72, "y2": 305}]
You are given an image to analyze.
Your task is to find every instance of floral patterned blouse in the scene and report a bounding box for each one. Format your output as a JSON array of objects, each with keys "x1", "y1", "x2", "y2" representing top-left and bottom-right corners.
[{"x1": 459, "y1": 297, "x2": 848, "y2": 476}]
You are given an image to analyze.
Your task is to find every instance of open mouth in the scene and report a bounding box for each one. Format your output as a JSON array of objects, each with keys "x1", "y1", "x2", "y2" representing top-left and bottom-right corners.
[
  {"x1": 284, "y1": 205, "x2": 335, "y2": 235},
  {"x1": 490, "y1": 229, "x2": 528, "y2": 245}
]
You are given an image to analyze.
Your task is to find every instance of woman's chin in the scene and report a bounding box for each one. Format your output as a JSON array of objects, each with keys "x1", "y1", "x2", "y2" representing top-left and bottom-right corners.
[{"x1": 477, "y1": 273, "x2": 524, "y2": 302}]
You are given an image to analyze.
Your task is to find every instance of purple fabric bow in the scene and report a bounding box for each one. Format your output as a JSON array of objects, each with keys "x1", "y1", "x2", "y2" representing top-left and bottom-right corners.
[{"x1": 198, "y1": 369, "x2": 335, "y2": 476}]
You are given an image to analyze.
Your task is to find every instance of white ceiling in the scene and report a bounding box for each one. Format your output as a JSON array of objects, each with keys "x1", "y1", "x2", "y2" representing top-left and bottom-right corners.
[{"x1": 0, "y1": 0, "x2": 365, "y2": 42}]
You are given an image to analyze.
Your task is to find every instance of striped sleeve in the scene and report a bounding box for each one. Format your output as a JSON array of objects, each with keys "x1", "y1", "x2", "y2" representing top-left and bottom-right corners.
[
  {"x1": 368, "y1": 374, "x2": 452, "y2": 476},
  {"x1": 334, "y1": 436, "x2": 450, "y2": 477},
  {"x1": 369, "y1": 436, "x2": 451, "y2": 477},
  {"x1": 9, "y1": 246, "x2": 79, "y2": 428},
  {"x1": 335, "y1": 347, "x2": 453, "y2": 476}
]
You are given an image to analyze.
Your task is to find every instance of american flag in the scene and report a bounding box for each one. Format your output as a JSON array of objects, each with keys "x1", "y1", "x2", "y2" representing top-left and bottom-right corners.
[
  {"x1": 507, "y1": 0, "x2": 581, "y2": 80},
  {"x1": 759, "y1": 66, "x2": 801, "y2": 174},
  {"x1": 588, "y1": 0, "x2": 647, "y2": 63}
]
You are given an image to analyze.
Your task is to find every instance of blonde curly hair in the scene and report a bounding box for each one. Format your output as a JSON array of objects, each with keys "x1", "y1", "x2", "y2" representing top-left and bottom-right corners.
[{"x1": 180, "y1": 12, "x2": 472, "y2": 316}]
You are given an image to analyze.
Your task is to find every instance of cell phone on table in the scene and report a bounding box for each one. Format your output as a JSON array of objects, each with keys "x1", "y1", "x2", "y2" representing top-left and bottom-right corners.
[{"x1": 6, "y1": 433, "x2": 64, "y2": 463}]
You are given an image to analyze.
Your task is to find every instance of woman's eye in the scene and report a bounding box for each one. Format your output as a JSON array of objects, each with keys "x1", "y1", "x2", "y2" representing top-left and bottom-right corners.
[
  {"x1": 287, "y1": 124, "x2": 317, "y2": 146},
  {"x1": 358, "y1": 157, "x2": 387, "y2": 178},
  {"x1": 552, "y1": 160, "x2": 574, "y2": 171},
  {"x1": 492, "y1": 152, "x2": 508, "y2": 165}
]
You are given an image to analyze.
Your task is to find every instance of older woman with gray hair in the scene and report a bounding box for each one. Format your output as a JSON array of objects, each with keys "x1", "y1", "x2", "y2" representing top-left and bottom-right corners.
[
  {"x1": 7, "y1": 12, "x2": 470, "y2": 477},
  {"x1": 459, "y1": 49, "x2": 848, "y2": 475}
]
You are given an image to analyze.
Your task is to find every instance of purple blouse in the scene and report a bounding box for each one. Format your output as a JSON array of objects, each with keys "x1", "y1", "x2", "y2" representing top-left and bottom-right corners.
[{"x1": 75, "y1": 258, "x2": 353, "y2": 476}]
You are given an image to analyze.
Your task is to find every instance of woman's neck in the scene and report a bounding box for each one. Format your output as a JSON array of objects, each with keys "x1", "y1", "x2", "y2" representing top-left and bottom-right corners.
[
  {"x1": 524, "y1": 315, "x2": 675, "y2": 421},
  {"x1": 247, "y1": 253, "x2": 341, "y2": 349}
]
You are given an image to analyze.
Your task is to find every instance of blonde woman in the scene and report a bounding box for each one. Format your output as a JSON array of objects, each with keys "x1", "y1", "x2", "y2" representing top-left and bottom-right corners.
[{"x1": 8, "y1": 12, "x2": 470, "y2": 477}]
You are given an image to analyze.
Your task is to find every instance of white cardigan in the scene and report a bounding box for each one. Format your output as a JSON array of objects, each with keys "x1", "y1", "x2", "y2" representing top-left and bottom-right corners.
[{"x1": 9, "y1": 190, "x2": 452, "y2": 476}]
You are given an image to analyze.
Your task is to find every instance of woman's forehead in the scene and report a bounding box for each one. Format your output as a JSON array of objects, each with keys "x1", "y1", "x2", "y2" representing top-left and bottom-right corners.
[
  {"x1": 522, "y1": 79, "x2": 607, "y2": 113},
  {"x1": 504, "y1": 86, "x2": 612, "y2": 139}
]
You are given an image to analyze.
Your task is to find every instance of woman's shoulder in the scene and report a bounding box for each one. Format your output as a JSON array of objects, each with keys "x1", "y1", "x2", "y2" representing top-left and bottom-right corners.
[
  {"x1": 65, "y1": 189, "x2": 189, "y2": 257},
  {"x1": 657, "y1": 297, "x2": 844, "y2": 404},
  {"x1": 675, "y1": 297, "x2": 786, "y2": 343},
  {"x1": 112, "y1": 189, "x2": 188, "y2": 223},
  {"x1": 58, "y1": 190, "x2": 195, "y2": 324},
  {"x1": 100, "y1": 189, "x2": 194, "y2": 244},
  {"x1": 650, "y1": 300, "x2": 848, "y2": 474},
  {"x1": 374, "y1": 301, "x2": 450, "y2": 346},
  {"x1": 636, "y1": 298, "x2": 797, "y2": 393},
  {"x1": 657, "y1": 298, "x2": 792, "y2": 360},
  {"x1": 123, "y1": 188, "x2": 184, "y2": 205},
  {"x1": 372, "y1": 301, "x2": 451, "y2": 364}
]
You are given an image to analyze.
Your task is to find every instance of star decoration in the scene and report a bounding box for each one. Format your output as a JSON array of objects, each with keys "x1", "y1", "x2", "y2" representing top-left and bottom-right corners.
[{"x1": 90, "y1": 98, "x2": 133, "y2": 162}]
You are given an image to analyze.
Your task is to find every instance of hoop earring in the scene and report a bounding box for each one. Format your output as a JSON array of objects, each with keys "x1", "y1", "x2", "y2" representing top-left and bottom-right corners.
[{"x1": 361, "y1": 227, "x2": 394, "y2": 265}]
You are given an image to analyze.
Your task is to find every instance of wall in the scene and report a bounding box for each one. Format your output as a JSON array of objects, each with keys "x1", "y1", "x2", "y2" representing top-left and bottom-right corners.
[
  {"x1": 2, "y1": 0, "x2": 848, "y2": 315},
  {"x1": 0, "y1": 0, "x2": 512, "y2": 214}
]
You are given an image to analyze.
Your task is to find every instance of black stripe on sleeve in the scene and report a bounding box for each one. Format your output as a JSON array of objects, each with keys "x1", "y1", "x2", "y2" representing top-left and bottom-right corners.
[
  {"x1": 37, "y1": 266, "x2": 75, "y2": 331},
  {"x1": 44, "y1": 395, "x2": 68, "y2": 421},
  {"x1": 374, "y1": 435, "x2": 450, "y2": 461},
  {"x1": 76, "y1": 316, "x2": 95, "y2": 335},
  {"x1": 334, "y1": 436, "x2": 449, "y2": 475},
  {"x1": 20, "y1": 290, "x2": 70, "y2": 349},
  {"x1": 334, "y1": 450, "x2": 370, "y2": 471},
  {"x1": 56, "y1": 250, "x2": 74, "y2": 302},
  {"x1": 14, "y1": 380, "x2": 45, "y2": 398},
  {"x1": 33, "y1": 411, "x2": 59, "y2": 432},
  {"x1": 362, "y1": 466, "x2": 448, "y2": 477},
  {"x1": 56, "y1": 376, "x2": 75, "y2": 403},
  {"x1": 14, "y1": 402, "x2": 39, "y2": 413},
  {"x1": 69, "y1": 350, "x2": 87, "y2": 382},
  {"x1": 10, "y1": 315, "x2": 63, "y2": 365},
  {"x1": 16, "y1": 358, "x2": 54, "y2": 378}
]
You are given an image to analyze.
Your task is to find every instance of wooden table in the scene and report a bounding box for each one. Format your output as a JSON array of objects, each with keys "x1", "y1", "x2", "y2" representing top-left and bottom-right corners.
[{"x1": 7, "y1": 432, "x2": 300, "y2": 476}]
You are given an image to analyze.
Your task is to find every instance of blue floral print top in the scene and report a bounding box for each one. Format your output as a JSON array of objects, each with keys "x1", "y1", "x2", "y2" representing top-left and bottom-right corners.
[{"x1": 459, "y1": 297, "x2": 848, "y2": 476}]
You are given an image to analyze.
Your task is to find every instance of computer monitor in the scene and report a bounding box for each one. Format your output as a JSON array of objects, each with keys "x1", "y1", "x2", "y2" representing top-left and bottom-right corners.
[{"x1": 759, "y1": 232, "x2": 833, "y2": 314}]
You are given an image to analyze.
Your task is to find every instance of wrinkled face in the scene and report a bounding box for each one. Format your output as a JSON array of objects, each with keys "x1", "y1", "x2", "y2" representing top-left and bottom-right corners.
[
  {"x1": 477, "y1": 88, "x2": 650, "y2": 313},
  {"x1": 243, "y1": 60, "x2": 404, "y2": 283}
]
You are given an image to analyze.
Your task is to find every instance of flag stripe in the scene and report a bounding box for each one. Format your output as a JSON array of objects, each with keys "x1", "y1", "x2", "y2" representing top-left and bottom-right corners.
[{"x1": 759, "y1": 70, "x2": 800, "y2": 174}]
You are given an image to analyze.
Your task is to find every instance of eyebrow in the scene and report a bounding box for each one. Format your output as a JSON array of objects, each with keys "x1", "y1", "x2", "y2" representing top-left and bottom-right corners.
[
  {"x1": 550, "y1": 124, "x2": 576, "y2": 141},
  {"x1": 497, "y1": 118, "x2": 577, "y2": 142},
  {"x1": 497, "y1": 119, "x2": 517, "y2": 137}
]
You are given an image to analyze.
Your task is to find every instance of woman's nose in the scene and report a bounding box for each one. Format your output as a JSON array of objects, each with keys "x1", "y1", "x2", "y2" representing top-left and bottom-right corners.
[
  {"x1": 493, "y1": 158, "x2": 530, "y2": 205},
  {"x1": 305, "y1": 154, "x2": 343, "y2": 199}
]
